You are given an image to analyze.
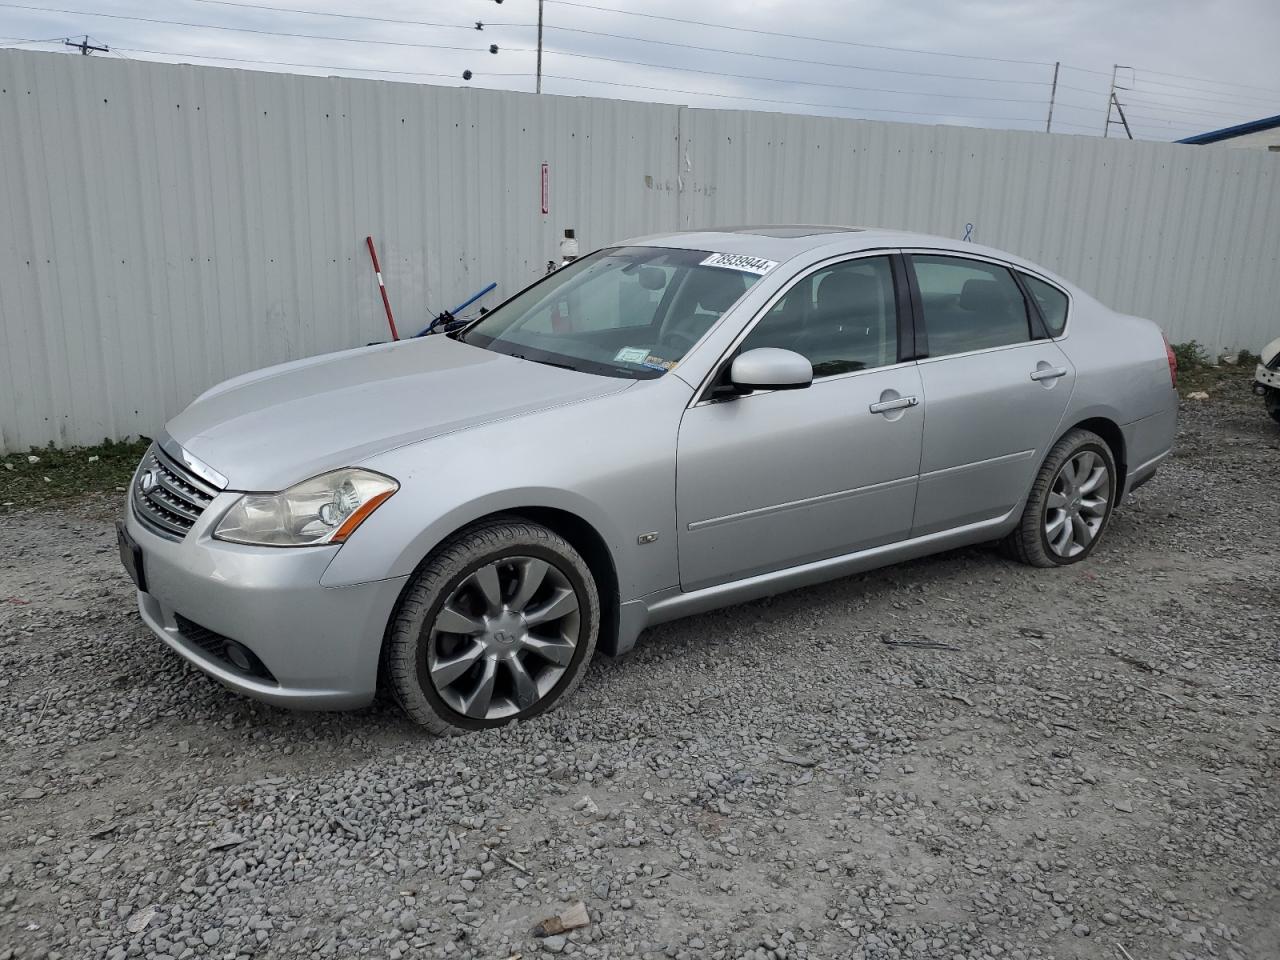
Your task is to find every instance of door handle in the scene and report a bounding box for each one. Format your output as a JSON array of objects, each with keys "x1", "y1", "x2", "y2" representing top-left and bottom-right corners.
[
  {"x1": 869, "y1": 395, "x2": 919, "y2": 414},
  {"x1": 1030, "y1": 366, "x2": 1068, "y2": 382}
]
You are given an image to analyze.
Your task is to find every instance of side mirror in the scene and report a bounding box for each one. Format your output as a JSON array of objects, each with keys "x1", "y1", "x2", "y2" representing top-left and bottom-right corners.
[{"x1": 730, "y1": 348, "x2": 813, "y2": 393}]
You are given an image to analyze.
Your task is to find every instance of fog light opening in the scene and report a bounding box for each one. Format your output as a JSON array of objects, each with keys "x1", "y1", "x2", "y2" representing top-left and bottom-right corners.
[{"x1": 224, "y1": 640, "x2": 255, "y2": 673}]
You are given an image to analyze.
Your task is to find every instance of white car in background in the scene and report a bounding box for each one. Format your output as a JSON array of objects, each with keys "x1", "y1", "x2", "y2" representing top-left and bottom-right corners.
[{"x1": 1254, "y1": 336, "x2": 1280, "y2": 424}]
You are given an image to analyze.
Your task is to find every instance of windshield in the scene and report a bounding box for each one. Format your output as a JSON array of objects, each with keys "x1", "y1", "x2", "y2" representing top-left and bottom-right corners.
[{"x1": 458, "y1": 246, "x2": 765, "y2": 378}]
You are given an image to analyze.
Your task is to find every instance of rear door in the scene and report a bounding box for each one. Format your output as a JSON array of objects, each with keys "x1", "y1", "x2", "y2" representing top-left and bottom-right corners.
[
  {"x1": 675, "y1": 253, "x2": 924, "y2": 590},
  {"x1": 906, "y1": 252, "x2": 1074, "y2": 536}
]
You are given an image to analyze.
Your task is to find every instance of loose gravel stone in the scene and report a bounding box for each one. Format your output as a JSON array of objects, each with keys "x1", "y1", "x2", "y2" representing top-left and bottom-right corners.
[{"x1": 1, "y1": 375, "x2": 1277, "y2": 960}]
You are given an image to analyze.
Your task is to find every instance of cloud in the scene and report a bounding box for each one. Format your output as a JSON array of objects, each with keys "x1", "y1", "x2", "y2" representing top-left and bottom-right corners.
[{"x1": 2, "y1": 0, "x2": 1276, "y2": 140}]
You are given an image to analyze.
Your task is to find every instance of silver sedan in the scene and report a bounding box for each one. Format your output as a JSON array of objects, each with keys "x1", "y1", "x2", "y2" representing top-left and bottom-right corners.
[{"x1": 119, "y1": 226, "x2": 1178, "y2": 732}]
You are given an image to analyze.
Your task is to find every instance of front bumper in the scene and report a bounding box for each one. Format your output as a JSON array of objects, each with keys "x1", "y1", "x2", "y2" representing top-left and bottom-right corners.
[
  {"x1": 1254, "y1": 361, "x2": 1280, "y2": 394},
  {"x1": 123, "y1": 496, "x2": 408, "y2": 710}
]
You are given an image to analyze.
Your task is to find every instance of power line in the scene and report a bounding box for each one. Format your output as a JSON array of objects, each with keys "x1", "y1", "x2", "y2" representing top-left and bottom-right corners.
[
  {"x1": 1124, "y1": 110, "x2": 1236, "y2": 127},
  {"x1": 1127, "y1": 80, "x2": 1280, "y2": 110},
  {"x1": 1061, "y1": 59, "x2": 1280, "y2": 98},
  {"x1": 1057, "y1": 63, "x2": 1115, "y2": 78},
  {"x1": 1050, "y1": 120, "x2": 1105, "y2": 132},
  {"x1": 0, "y1": 33, "x2": 529, "y2": 83},
  {"x1": 1124, "y1": 75, "x2": 1280, "y2": 106},
  {"x1": 0, "y1": 34, "x2": 71, "y2": 44},
  {"x1": 542, "y1": 0, "x2": 1054, "y2": 67},
  {"x1": 1124, "y1": 82, "x2": 1280, "y2": 109},
  {"x1": 1129, "y1": 64, "x2": 1280, "y2": 97},
  {"x1": 8, "y1": 1, "x2": 1264, "y2": 136},
  {"x1": 1126, "y1": 108, "x2": 1254, "y2": 130},
  {"x1": 508, "y1": 44, "x2": 1050, "y2": 104},
  {"x1": 1042, "y1": 101, "x2": 1103, "y2": 114},
  {"x1": 1056, "y1": 83, "x2": 1109, "y2": 96},
  {"x1": 514, "y1": 45, "x2": 1055, "y2": 89},
  {"x1": 544, "y1": 73, "x2": 1045, "y2": 124},
  {"x1": 496, "y1": 21, "x2": 1055, "y2": 91},
  {"x1": 0, "y1": 2, "x2": 485, "y2": 53},
  {"x1": 1123, "y1": 96, "x2": 1260, "y2": 119},
  {"x1": 113, "y1": 45, "x2": 531, "y2": 81},
  {"x1": 179, "y1": 0, "x2": 477, "y2": 31}
]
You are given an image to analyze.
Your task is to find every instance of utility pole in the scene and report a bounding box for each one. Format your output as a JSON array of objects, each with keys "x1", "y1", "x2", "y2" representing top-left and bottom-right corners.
[
  {"x1": 64, "y1": 35, "x2": 108, "y2": 56},
  {"x1": 1110, "y1": 92, "x2": 1133, "y2": 139},
  {"x1": 1103, "y1": 64, "x2": 1117, "y2": 136},
  {"x1": 1104, "y1": 64, "x2": 1133, "y2": 138},
  {"x1": 536, "y1": 0, "x2": 544, "y2": 94},
  {"x1": 1045, "y1": 61, "x2": 1060, "y2": 133}
]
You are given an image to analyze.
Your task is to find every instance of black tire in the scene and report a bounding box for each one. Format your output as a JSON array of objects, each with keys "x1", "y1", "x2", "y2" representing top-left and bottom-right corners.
[
  {"x1": 385, "y1": 518, "x2": 599, "y2": 735},
  {"x1": 1003, "y1": 428, "x2": 1117, "y2": 568},
  {"x1": 1266, "y1": 389, "x2": 1280, "y2": 425}
]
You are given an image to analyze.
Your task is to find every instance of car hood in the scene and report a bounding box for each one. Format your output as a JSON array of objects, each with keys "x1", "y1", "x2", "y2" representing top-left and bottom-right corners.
[
  {"x1": 166, "y1": 336, "x2": 630, "y2": 490},
  {"x1": 1260, "y1": 335, "x2": 1280, "y2": 366}
]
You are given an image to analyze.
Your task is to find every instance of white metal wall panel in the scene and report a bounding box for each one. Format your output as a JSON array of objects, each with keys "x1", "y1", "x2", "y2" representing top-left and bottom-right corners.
[
  {"x1": 0, "y1": 51, "x2": 678, "y2": 451},
  {"x1": 1, "y1": 50, "x2": 1278, "y2": 452},
  {"x1": 679, "y1": 108, "x2": 1280, "y2": 353}
]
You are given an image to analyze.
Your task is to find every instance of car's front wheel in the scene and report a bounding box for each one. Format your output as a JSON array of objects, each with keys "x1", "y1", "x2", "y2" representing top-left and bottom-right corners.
[
  {"x1": 1265, "y1": 388, "x2": 1280, "y2": 425},
  {"x1": 1005, "y1": 428, "x2": 1117, "y2": 568},
  {"x1": 385, "y1": 518, "x2": 599, "y2": 734}
]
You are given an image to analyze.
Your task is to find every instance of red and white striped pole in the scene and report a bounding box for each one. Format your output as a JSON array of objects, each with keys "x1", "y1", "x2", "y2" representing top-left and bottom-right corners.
[{"x1": 365, "y1": 235, "x2": 400, "y2": 341}]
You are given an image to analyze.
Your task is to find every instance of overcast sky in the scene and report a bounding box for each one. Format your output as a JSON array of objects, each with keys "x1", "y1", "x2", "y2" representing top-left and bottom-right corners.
[{"x1": 3, "y1": 0, "x2": 1278, "y2": 141}]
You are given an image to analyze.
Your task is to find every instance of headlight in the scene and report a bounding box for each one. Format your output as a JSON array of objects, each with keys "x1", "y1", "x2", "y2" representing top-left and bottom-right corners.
[{"x1": 214, "y1": 468, "x2": 398, "y2": 547}]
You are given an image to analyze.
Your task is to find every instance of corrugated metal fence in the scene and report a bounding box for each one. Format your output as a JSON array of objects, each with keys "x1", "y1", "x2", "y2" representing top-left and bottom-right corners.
[{"x1": 2, "y1": 50, "x2": 1278, "y2": 452}]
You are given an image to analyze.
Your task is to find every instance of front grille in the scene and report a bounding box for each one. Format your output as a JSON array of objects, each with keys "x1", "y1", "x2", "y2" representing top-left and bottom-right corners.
[
  {"x1": 132, "y1": 445, "x2": 222, "y2": 540},
  {"x1": 174, "y1": 614, "x2": 278, "y2": 683}
]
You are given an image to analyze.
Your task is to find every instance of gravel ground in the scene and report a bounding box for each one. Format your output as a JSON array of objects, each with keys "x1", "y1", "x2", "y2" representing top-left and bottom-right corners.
[{"x1": 2, "y1": 376, "x2": 1277, "y2": 960}]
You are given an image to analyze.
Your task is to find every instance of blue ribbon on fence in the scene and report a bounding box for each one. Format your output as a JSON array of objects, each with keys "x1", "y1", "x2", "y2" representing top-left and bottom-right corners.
[{"x1": 962, "y1": 223, "x2": 974, "y2": 242}]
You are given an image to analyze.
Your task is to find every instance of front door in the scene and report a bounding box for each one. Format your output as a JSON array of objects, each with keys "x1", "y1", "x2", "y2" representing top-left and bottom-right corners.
[
  {"x1": 906, "y1": 253, "x2": 1076, "y2": 536},
  {"x1": 676, "y1": 254, "x2": 925, "y2": 591}
]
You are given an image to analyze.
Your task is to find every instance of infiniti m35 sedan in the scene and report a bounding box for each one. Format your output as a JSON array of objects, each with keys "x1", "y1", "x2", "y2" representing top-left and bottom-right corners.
[{"x1": 120, "y1": 226, "x2": 1178, "y2": 732}]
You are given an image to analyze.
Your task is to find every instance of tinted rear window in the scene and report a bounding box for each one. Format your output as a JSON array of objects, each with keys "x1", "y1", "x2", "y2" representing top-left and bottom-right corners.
[{"x1": 1021, "y1": 274, "x2": 1069, "y2": 336}]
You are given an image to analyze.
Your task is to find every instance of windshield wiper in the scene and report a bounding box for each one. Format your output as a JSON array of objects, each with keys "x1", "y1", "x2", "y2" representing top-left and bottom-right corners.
[{"x1": 507, "y1": 352, "x2": 579, "y2": 372}]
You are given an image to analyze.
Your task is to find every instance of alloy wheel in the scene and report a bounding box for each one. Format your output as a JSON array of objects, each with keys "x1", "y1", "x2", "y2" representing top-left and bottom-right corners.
[
  {"x1": 427, "y1": 556, "x2": 581, "y2": 720},
  {"x1": 1044, "y1": 450, "x2": 1110, "y2": 558}
]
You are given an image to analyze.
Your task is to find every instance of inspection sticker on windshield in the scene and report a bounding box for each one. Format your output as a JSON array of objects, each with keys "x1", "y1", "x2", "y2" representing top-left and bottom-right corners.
[
  {"x1": 614, "y1": 346, "x2": 651, "y2": 364},
  {"x1": 700, "y1": 252, "x2": 779, "y2": 275}
]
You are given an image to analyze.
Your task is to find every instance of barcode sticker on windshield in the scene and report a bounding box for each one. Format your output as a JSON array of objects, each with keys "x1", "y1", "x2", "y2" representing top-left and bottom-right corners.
[{"x1": 700, "y1": 252, "x2": 779, "y2": 275}]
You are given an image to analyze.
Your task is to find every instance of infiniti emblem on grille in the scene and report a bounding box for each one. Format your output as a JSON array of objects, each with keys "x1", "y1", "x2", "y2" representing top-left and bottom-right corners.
[{"x1": 140, "y1": 470, "x2": 157, "y2": 493}]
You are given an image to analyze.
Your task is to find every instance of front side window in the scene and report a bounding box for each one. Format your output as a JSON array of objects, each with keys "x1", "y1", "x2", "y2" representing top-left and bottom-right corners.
[
  {"x1": 459, "y1": 246, "x2": 762, "y2": 378},
  {"x1": 738, "y1": 256, "x2": 899, "y2": 377},
  {"x1": 1020, "y1": 273, "x2": 1069, "y2": 336},
  {"x1": 910, "y1": 255, "x2": 1031, "y2": 357}
]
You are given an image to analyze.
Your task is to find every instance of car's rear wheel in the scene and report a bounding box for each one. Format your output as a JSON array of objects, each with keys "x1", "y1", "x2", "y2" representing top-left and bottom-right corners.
[
  {"x1": 1005, "y1": 428, "x2": 1117, "y2": 568},
  {"x1": 385, "y1": 518, "x2": 599, "y2": 734}
]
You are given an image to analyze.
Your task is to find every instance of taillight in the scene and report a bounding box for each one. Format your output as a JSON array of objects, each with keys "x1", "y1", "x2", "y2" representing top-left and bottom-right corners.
[{"x1": 1163, "y1": 333, "x2": 1177, "y2": 389}]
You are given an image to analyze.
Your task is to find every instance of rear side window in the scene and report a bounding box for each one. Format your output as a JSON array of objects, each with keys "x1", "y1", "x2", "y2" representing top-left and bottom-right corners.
[
  {"x1": 910, "y1": 255, "x2": 1031, "y2": 357},
  {"x1": 1020, "y1": 273, "x2": 1069, "y2": 336}
]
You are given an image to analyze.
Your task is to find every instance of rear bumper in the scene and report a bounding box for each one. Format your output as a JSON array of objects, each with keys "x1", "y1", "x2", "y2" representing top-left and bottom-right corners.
[
  {"x1": 1255, "y1": 362, "x2": 1280, "y2": 392},
  {"x1": 124, "y1": 499, "x2": 407, "y2": 710},
  {"x1": 1124, "y1": 448, "x2": 1170, "y2": 495},
  {"x1": 1120, "y1": 403, "x2": 1177, "y2": 499}
]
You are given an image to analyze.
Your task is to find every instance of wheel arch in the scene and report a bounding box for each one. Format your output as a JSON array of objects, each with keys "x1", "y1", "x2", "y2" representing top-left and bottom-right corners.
[
  {"x1": 380, "y1": 505, "x2": 624, "y2": 671},
  {"x1": 1056, "y1": 415, "x2": 1127, "y2": 497},
  {"x1": 499, "y1": 506, "x2": 622, "y2": 657}
]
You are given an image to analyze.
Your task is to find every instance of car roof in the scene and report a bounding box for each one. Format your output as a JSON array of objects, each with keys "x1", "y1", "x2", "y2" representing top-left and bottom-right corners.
[{"x1": 619, "y1": 225, "x2": 1065, "y2": 285}]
